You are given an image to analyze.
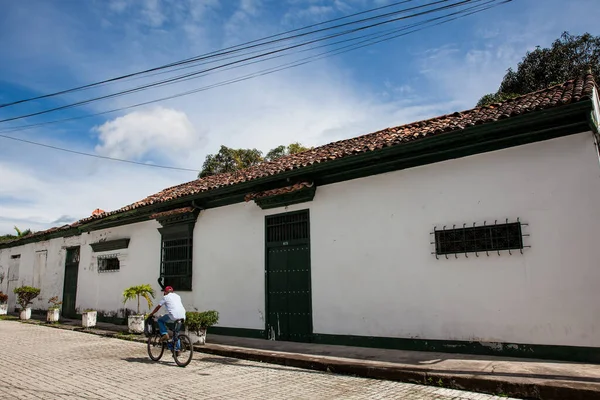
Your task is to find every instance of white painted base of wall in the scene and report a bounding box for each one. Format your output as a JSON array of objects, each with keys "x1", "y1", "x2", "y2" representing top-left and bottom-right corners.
[
  {"x1": 20, "y1": 308, "x2": 31, "y2": 320},
  {"x1": 128, "y1": 315, "x2": 144, "y2": 333},
  {"x1": 186, "y1": 328, "x2": 207, "y2": 345},
  {"x1": 82, "y1": 311, "x2": 97, "y2": 328},
  {"x1": 47, "y1": 309, "x2": 60, "y2": 322},
  {"x1": 0, "y1": 304, "x2": 7, "y2": 315}
]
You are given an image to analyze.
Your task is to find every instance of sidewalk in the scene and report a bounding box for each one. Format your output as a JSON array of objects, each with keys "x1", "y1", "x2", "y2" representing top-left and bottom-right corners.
[{"x1": 7, "y1": 313, "x2": 600, "y2": 400}]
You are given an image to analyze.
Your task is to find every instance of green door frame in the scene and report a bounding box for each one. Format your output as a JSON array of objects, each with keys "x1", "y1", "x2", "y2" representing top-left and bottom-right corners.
[
  {"x1": 264, "y1": 209, "x2": 313, "y2": 342},
  {"x1": 62, "y1": 246, "x2": 80, "y2": 318}
]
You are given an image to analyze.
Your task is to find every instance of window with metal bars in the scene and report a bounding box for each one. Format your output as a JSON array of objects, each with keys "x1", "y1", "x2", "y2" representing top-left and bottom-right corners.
[
  {"x1": 434, "y1": 222, "x2": 523, "y2": 256},
  {"x1": 98, "y1": 256, "x2": 120, "y2": 272},
  {"x1": 160, "y1": 231, "x2": 193, "y2": 291},
  {"x1": 266, "y1": 210, "x2": 309, "y2": 243}
]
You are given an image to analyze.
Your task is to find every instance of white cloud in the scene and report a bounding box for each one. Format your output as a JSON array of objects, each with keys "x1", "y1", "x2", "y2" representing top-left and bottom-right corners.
[
  {"x1": 108, "y1": 0, "x2": 129, "y2": 13},
  {"x1": 140, "y1": 0, "x2": 166, "y2": 27},
  {"x1": 283, "y1": 5, "x2": 334, "y2": 26},
  {"x1": 224, "y1": 0, "x2": 266, "y2": 45},
  {"x1": 0, "y1": 154, "x2": 194, "y2": 235},
  {"x1": 415, "y1": 0, "x2": 600, "y2": 109},
  {"x1": 239, "y1": 0, "x2": 261, "y2": 14},
  {"x1": 93, "y1": 106, "x2": 204, "y2": 164}
]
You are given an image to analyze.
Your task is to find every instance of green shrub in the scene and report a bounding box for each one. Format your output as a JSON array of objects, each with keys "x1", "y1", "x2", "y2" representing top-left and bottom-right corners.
[
  {"x1": 0, "y1": 292, "x2": 8, "y2": 303},
  {"x1": 185, "y1": 310, "x2": 219, "y2": 332},
  {"x1": 13, "y1": 286, "x2": 40, "y2": 310},
  {"x1": 48, "y1": 296, "x2": 62, "y2": 310}
]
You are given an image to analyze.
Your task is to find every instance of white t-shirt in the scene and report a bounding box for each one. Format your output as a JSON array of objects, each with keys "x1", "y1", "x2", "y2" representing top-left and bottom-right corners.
[{"x1": 159, "y1": 292, "x2": 186, "y2": 320}]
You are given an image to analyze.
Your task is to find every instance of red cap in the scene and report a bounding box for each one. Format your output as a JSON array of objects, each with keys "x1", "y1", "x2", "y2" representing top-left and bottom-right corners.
[{"x1": 164, "y1": 286, "x2": 173, "y2": 292}]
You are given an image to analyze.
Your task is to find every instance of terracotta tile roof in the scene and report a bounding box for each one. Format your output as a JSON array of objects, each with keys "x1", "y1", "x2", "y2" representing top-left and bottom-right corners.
[
  {"x1": 0, "y1": 224, "x2": 76, "y2": 245},
  {"x1": 149, "y1": 207, "x2": 195, "y2": 220},
  {"x1": 3, "y1": 75, "x2": 596, "y2": 246},
  {"x1": 245, "y1": 181, "x2": 314, "y2": 202},
  {"x1": 98, "y1": 74, "x2": 594, "y2": 217}
]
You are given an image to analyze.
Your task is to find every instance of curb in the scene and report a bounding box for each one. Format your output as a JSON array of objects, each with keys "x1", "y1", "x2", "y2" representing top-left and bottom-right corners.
[
  {"x1": 9, "y1": 318, "x2": 600, "y2": 400},
  {"x1": 193, "y1": 345, "x2": 600, "y2": 400}
]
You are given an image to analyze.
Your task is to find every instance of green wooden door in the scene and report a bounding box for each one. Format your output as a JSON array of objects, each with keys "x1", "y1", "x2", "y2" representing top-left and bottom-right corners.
[
  {"x1": 266, "y1": 210, "x2": 312, "y2": 342},
  {"x1": 62, "y1": 247, "x2": 80, "y2": 318}
]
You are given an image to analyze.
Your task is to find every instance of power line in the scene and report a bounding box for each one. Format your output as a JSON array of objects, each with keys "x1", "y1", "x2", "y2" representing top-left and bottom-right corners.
[
  {"x1": 0, "y1": 0, "x2": 477, "y2": 123},
  {"x1": 0, "y1": 0, "x2": 509, "y2": 135},
  {"x1": 0, "y1": 1, "x2": 509, "y2": 172},
  {"x1": 0, "y1": 0, "x2": 416, "y2": 109},
  {"x1": 0, "y1": 133, "x2": 199, "y2": 172}
]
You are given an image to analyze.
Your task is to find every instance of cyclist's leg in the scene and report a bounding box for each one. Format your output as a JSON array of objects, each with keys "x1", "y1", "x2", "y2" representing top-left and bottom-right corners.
[
  {"x1": 173, "y1": 320, "x2": 182, "y2": 335},
  {"x1": 157, "y1": 314, "x2": 172, "y2": 340}
]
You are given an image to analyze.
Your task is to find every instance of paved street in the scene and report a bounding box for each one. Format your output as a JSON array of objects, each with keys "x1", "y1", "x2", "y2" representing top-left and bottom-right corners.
[{"x1": 0, "y1": 322, "x2": 518, "y2": 400}]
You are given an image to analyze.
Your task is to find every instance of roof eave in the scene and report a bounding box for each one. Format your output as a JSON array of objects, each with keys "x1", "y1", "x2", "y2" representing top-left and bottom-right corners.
[{"x1": 0, "y1": 99, "x2": 594, "y2": 250}]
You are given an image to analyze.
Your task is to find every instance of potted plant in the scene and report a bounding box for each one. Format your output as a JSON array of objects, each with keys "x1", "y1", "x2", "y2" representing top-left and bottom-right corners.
[
  {"x1": 13, "y1": 286, "x2": 40, "y2": 320},
  {"x1": 185, "y1": 310, "x2": 219, "y2": 345},
  {"x1": 46, "y1": 296, "x2": 62, "y2": 323},
  {"x1": 122, "y1": 284, "x2": 155, "y2": 333},
  {"x1": 0, "y1": 291, "x2": 8, "y2": 315},
  {"x1": 82, "y1": 309, "x2": 97, "y2": 328}
]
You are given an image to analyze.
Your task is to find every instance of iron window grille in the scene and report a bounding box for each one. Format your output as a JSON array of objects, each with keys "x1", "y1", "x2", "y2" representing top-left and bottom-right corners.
[
  {"x1": 160, "y1": 232, "x2": 193, "y2": 291},
  {"x1": 98, "y1": 254, "x2": 120, "y2": 272},
  {"x1": 432, "y1": 219, "x2": 529, "y2": 259},
  {"x1": 266, "y1": 210, "x2": 309, "y2": 244}
]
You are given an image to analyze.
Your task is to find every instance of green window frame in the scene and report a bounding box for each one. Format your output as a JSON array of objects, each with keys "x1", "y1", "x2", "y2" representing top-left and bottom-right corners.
[{"x1": 159, "y1": 223, "x2": 193, "y2": 291}]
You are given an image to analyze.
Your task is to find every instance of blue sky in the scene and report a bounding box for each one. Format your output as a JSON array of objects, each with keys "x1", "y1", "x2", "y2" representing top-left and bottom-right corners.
[{"x1": 0, "y1": 0, "x2": 598, "y2": 235}]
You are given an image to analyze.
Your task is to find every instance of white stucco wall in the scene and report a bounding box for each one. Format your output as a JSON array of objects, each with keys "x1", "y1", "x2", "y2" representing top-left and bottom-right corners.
[
  {"x1": 193, "y1": 202, "x2": 266, "y2": 329},
  {"x1": 0, "y1": 235, "x2": 81, "y2": 312},
  {"x1": 0, "y1": 220, "x2": 171, "y2": 316},
  {"x1": 194, "y1": 131, "x2": 600, "y2": 347},
  {"x1": 5, "y1": 130, "x2": 600, "y2": 347},
  {"x1": 75, "y1": 220, "x2": 167, "y2": 315}
]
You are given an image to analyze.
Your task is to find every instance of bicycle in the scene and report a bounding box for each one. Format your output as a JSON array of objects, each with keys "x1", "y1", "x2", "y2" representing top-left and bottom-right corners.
[{"x1": 146, "y1": 316, "x2": 193, "y2": 367}]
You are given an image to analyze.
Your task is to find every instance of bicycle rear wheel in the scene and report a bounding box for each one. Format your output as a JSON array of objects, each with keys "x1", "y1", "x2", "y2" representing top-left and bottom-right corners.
[
  {"x1": 173, "y1": 334, "x2": 193, "y2": 367},
  {"x1": 147, "y1": 335, "x2": 165, "y2": 361}
]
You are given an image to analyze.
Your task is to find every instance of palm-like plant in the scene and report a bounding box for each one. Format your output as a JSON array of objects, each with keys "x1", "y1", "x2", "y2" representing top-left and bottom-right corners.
[
  {"x1": 122, "y1": 284, "x2": 155, "y2": 315},
  {"x1": 13, "y1": 226, "x2": 32, "y2": 237}
]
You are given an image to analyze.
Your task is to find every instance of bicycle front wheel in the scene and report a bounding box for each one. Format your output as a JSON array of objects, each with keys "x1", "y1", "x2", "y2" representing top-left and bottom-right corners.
[
  {"x1": 173, "y1": 334, "x2": 193, "y2": 367},
  {"x1": 147, "y1": 335, "x2": 165, "y2": 361}
]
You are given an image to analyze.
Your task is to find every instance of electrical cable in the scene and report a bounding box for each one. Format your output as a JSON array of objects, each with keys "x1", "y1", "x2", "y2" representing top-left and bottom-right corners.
[
  {"x1": 0, "y1": 0, "x2": 508, "y2": 135},
  {"x1": 0, "y1": 0, "x2": 511, "y2": 173},
  {"x1": 0, "y1": 0, "x2": 479, "y2": 123},
  {"x1": 0, "y1": 0, "x2": 418, "y2": 108}
]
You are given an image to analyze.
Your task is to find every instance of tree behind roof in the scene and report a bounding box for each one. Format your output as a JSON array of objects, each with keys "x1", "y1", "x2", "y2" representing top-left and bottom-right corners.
[
  {"x1": 477, "y1": 32, "x2": 600, "y2": 107},
  {"x1": 198, "y1": 142, "x2": 309, "y2": 178}
]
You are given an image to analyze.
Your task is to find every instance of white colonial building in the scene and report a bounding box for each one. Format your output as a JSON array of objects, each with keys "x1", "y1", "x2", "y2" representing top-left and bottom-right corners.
[{"x1": 2, "y1": 75, "x2": 600, "y2": 362}]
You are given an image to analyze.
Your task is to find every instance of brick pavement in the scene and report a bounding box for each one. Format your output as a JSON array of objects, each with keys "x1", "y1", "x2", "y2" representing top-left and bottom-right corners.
[{"x1": 0, "y1": 321, "x2": 518, "y2": 400}]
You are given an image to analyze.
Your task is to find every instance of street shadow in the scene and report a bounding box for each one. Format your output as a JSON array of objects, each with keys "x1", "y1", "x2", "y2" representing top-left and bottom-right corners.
[
  {"x1": 202, "y1": 356, "x2": 241, "y2": 364},
  {"x1": 122, "y1": 356, "x2": 163, "y2": 365},
  {"x1": 121, "y1": 356, "x2": 211, "y2": 374},
  {"x1": 198, "y1": 356, "x2": 324, "y2": 375}
]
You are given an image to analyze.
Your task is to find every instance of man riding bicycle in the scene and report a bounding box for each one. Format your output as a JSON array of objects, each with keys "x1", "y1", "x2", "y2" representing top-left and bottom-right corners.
[{"x1": 148, "y1": 286, "x2": 186, "y2": 342}]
